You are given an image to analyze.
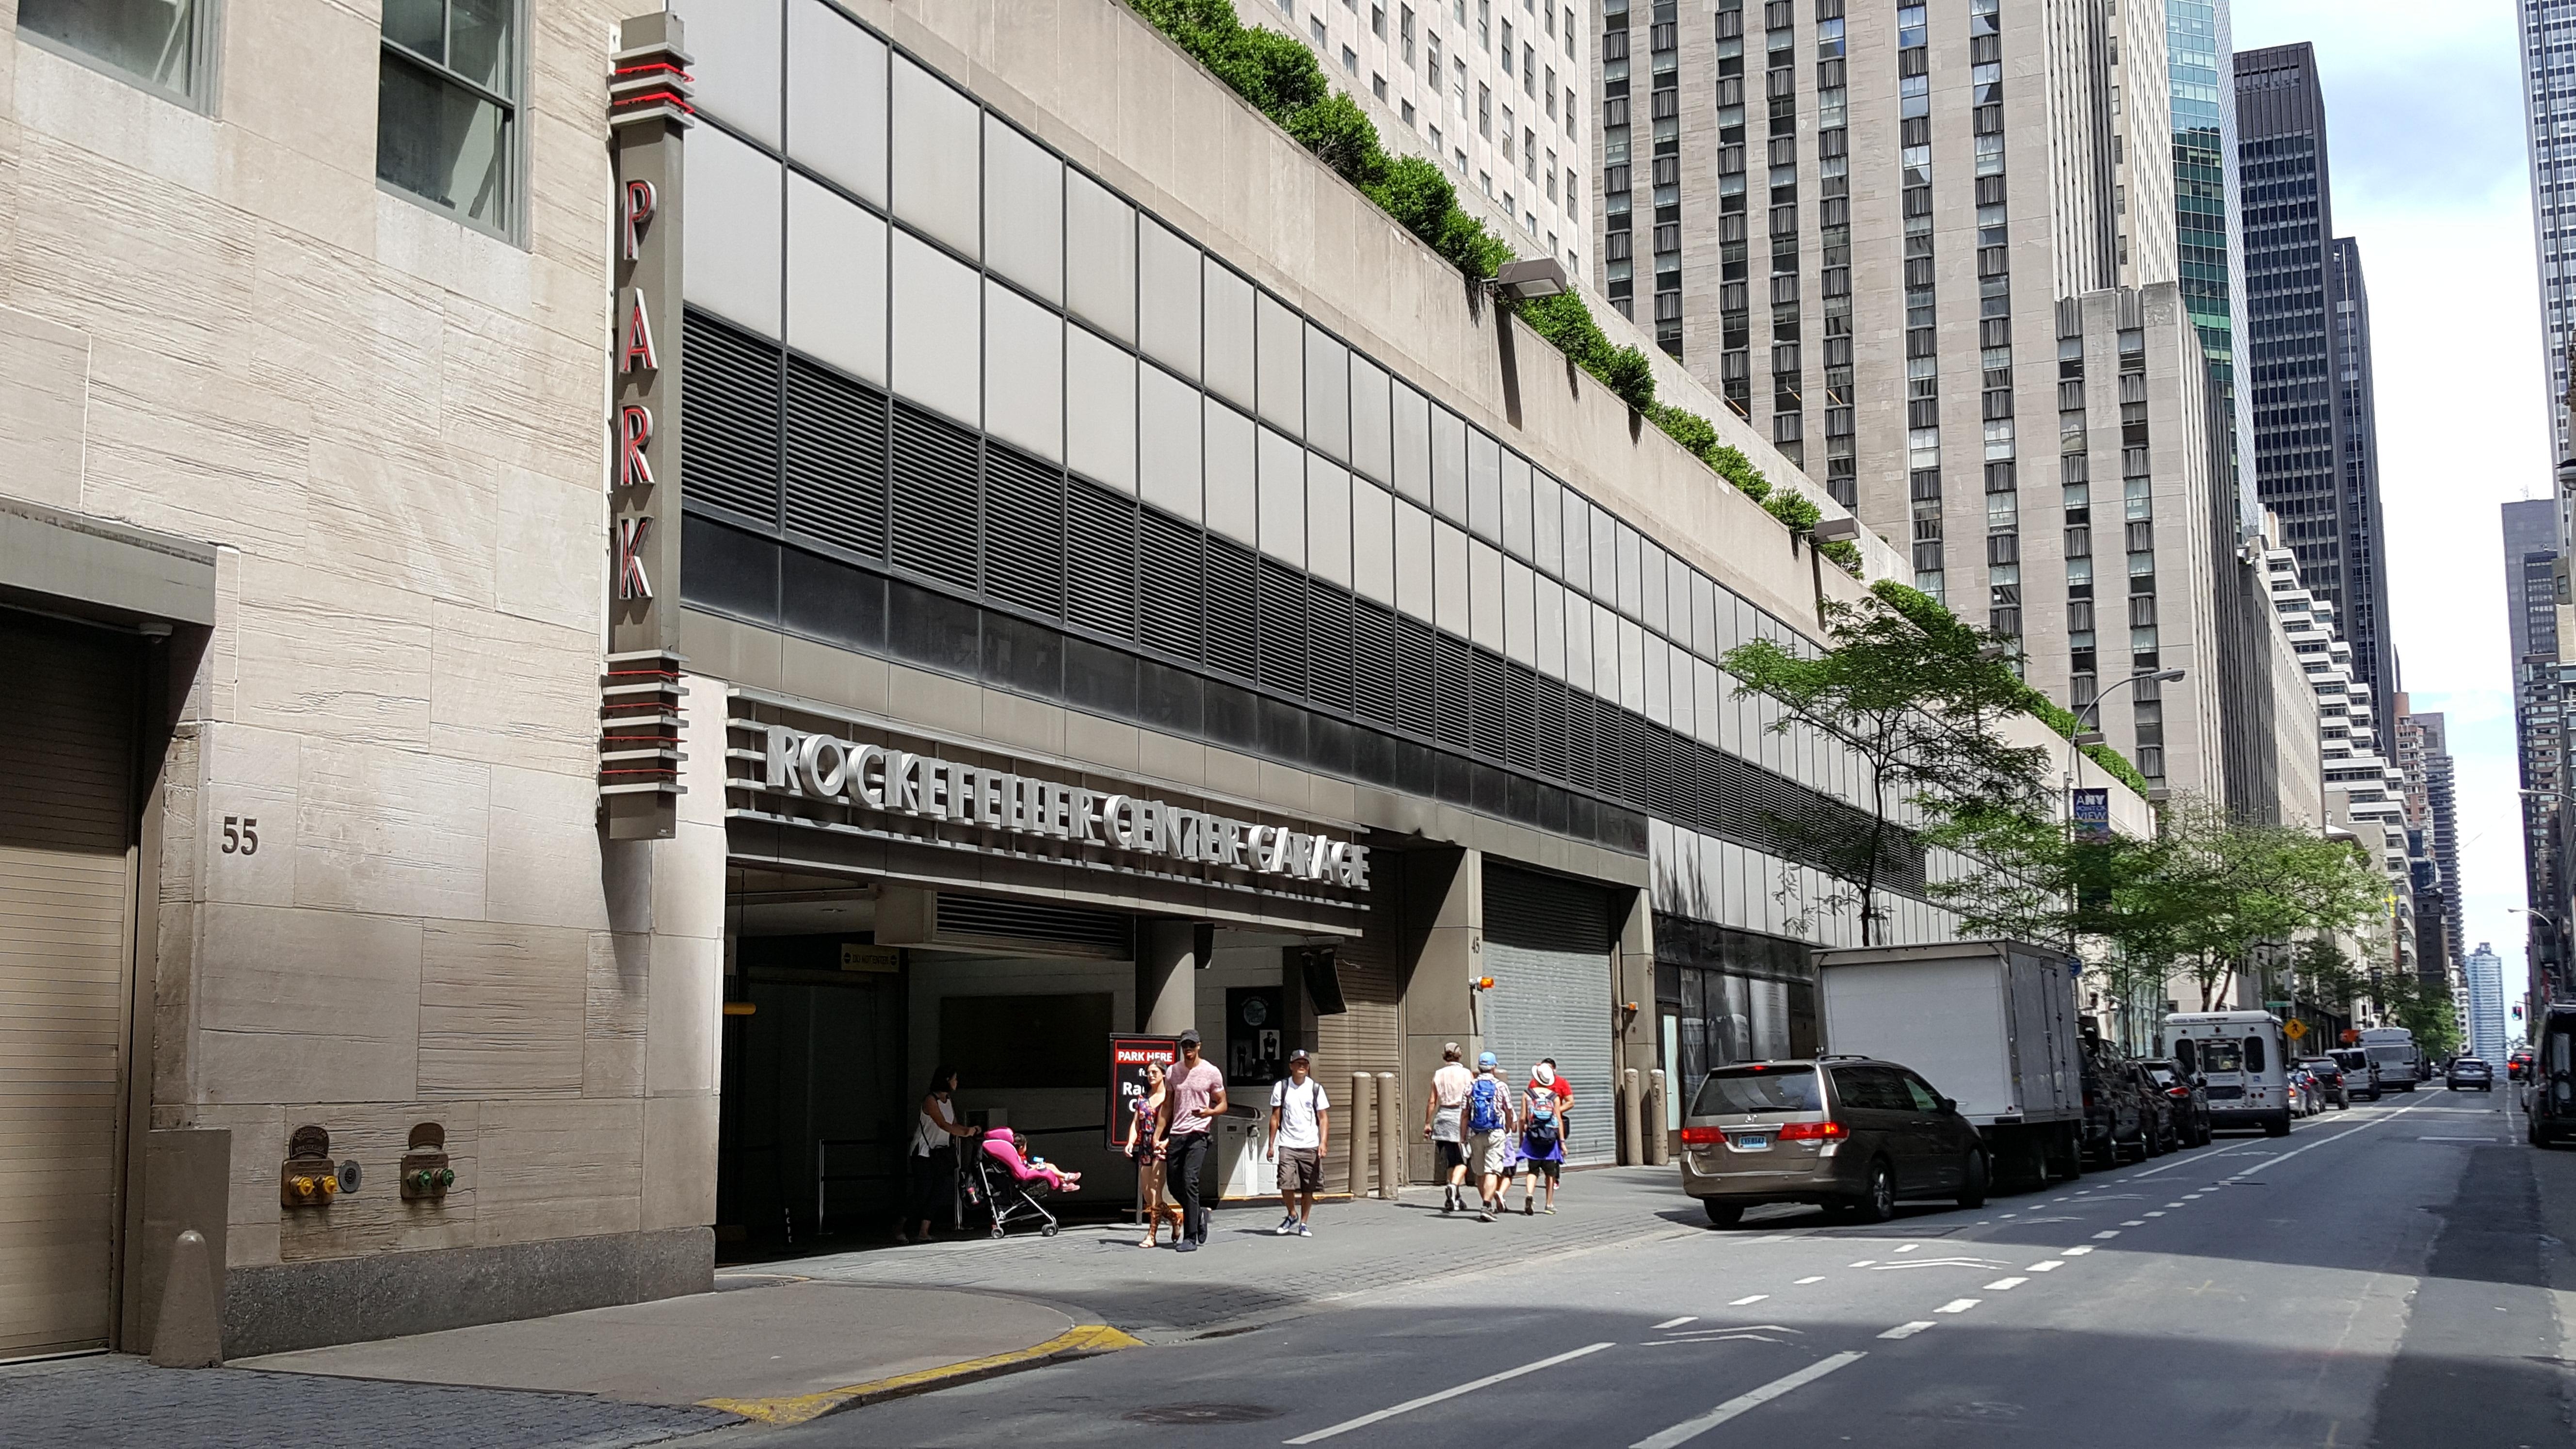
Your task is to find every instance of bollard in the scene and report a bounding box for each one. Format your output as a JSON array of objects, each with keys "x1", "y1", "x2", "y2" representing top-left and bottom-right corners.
[
  {"x1": 1376, "y1": 1072, "x2": 1402, "y2": 1198},
  {"x1": 1647, "y1": 1069, "x2": 1670, "y2": 1166},
  {"x1": 151, "y1": 1229, "x2": 223, "y2": 1368},
  {"x1": 1348, "y1": 1072, "x2": 1373, "y2": 1198},
  {"x1": 1620, "y1": 1067, "x2": 1642, "y2": 1166}
]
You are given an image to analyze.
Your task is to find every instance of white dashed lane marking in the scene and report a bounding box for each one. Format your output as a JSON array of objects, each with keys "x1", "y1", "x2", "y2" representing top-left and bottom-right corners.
[
  {"x1": 1728, "y1": 1295, "x2": 1769, "y2": 1306},
  {"x1": 1794, "y1": 1276, "x2": 1825, "y2": 1285},
  {"x1": 1934, "y1": 1299, "x2": 1980, "y2": 1314},
  {"x1": 1652, "y1": 1316, "x2": 1697, "y2": 1330},
  {"x1": 1878, "y1": 1322, "x2": 1937, "y2": 1339},
  {"x1": 2026, "y1": 1260, "x2": 2063, "y2": 1272},
  {"x1": 1983, "y1": 1277, "x2": 2028, "y2": 1290},
  {"x1": 2063, "y1": 1246, "x2": 2096, "y2": 1256},
  {"x1": 2092, "y1": 1230, "x2": 2121, "y2": 1240}
]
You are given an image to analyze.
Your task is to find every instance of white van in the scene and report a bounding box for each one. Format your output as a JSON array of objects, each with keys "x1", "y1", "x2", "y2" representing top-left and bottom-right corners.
[
  {"x1": 2164, "y1": 1012, "x2": 2292, "y2": 1137},
  {"x1": 2355, "y1": 1027, "x2": 2422, "y2": 1093}
]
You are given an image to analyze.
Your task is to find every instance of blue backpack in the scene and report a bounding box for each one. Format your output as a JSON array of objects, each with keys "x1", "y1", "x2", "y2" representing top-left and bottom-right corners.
[{"x1": 1468, "y1": 1076, "x2": 1507, "y2": 1132}]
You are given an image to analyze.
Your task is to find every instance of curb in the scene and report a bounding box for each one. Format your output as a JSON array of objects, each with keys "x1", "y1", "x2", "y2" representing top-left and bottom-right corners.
[{"x1": 695, "y1": 1323, "x2": 1143, "y2": 1426}]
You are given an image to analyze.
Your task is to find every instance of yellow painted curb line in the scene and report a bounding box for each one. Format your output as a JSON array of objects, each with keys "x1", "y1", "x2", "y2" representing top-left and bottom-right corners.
[{"x1": 699, "y1": 1323, "x2": 1144, "y2": 1426}]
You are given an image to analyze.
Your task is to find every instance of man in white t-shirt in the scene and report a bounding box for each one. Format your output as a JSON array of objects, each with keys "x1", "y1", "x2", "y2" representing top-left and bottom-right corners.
[
  {"x1": 1423, "y1": 1042, "x2": 1475, "y2": 1213},
  {"x1": 1267, "y1": 1049, "x2": 1331, "y2": 1237}
]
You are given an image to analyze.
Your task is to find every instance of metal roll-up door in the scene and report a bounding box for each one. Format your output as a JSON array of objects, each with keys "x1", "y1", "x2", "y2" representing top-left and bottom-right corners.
[
  {"x1": 1480, "y1": 865, "x2": 1618, "y2": 1166},
  {"x1": 0, "y1": 615, "x2": 137, "y2": 1359}
]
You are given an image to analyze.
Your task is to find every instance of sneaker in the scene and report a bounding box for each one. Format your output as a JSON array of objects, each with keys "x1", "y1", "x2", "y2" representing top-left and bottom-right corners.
[
  {"x1": 1542, "y1": 1205, "x2": 1557, "y2": 1214},
  {"x1": 1175, "y1": 1238, "x2": 1198, "y2": 1253},
  {"x1": 1476, "y1": 1208, "x2": 1497, "y2": 1223},
  {"x1": 1296, "y1": 1222, "x2": 1312, "y2": 1237},
  {"x1": 1442, "y1": 1191, "x2": 1456, "y2": 1215},
  {"x1": 1275, "y1": 1216, "x2": 1297, "y2": 1236},
  {"x1": 1523, "y1": 1200, "x2": 1534, "y2": 1216}
]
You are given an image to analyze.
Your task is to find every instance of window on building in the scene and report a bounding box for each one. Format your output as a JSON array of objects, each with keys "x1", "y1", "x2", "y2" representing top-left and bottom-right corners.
[
  {"x1": 1455, "y1": 57, "x2": 1469, "y2": 113},
  {"x1": 1429, "y1": 31, "x2": 1443, "y2": 80},
  {"x1": 1523, "y1": 42, "x2": 1537, "y2": 94},
  {"x1": 20, "y1": 0, "x2": 210, "y2": 103},
  {"x1": 1342, "y1": 43, "x2": 1358, "y2": 71},
  {"x1": 1401, "y1": 3, "x2": 1417, "y2": 61},
  {"x1": 1401, "y1": 98, "x2": 1417, "y2": 126},
  {"x1": 379, "y1": 0, "x2": 520, "y2": 237},
  {"x1": 1373, "y1": 3, "x2": 1387, "y2": 38},
  {"x1": 1313, "y1": 16, "x2": 1329, "y2": 45},
  {"x1": 1479, "y1": 81, "x2": 1492, "y2": 136},
  {"x1": 1372, "y1": 71, "x2": 1388, "y2": 100},
  {"x1": 1545, "y1": 66, "x2": 1558, "y2": 116}
]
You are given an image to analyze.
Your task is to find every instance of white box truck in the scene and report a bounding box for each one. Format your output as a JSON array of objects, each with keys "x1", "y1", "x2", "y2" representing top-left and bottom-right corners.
[
  {"x1": 1818, "y1": 940, "x2": 2086, "y2": 1186},
  {"x1": 2355, "y1": 1027, "x2": 2423, "y2": 1093}
]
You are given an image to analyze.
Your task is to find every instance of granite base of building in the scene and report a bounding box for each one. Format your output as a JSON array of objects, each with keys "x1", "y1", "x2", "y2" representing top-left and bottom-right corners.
[{"x1": 221, "y1": 1227, "x2": 715, "y2": 1359}]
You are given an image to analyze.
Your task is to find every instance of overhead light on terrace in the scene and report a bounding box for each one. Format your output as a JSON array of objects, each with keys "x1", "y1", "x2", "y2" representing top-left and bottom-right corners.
[
  {"x1": 2073, "y1": 730, "x2": 2107, "y2": 747},
  {"x1": 1809, "y1": 516, "x2": 1863, "y2": 545},
  {"x1": 1489, "y1": 258, "x2": 1569, "y2": 301}
]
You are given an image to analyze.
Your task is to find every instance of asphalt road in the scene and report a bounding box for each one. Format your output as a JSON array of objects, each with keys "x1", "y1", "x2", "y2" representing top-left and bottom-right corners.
[{"x1": 746, "y1": 1088, "x2": 2576, "y2": 1449}]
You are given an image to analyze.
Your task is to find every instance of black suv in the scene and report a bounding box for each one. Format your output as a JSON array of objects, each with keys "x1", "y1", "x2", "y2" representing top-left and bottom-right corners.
[
  {"x1": 2080, "y1": 1040, "x2": 2146, "y2": 1166},
  {"x1": 2141, "y1": 1059, "x2": 2210, "y2": 1147}
]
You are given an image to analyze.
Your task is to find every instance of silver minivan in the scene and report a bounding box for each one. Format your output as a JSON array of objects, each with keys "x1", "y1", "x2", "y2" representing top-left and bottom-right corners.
[{"x1": 1677, "y1": 1057, "x2": 1990, "y2": 1228}]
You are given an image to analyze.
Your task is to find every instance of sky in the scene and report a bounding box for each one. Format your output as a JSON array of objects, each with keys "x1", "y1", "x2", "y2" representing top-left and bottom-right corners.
[{"x1": 2227, "y1": 1, "x2": 2543, "y2": 1013}]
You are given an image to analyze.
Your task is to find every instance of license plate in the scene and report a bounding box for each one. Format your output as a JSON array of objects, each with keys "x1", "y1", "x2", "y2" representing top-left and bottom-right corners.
[{"x1": 1733, "y1": 1134, "x2": 1770, "y2": 1150}]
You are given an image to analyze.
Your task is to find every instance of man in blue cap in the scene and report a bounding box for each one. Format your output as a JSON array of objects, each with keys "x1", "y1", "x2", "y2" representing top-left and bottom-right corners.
[{"x1": 1464, "y1": 1050, "x2": 1517, "y2": 1222}]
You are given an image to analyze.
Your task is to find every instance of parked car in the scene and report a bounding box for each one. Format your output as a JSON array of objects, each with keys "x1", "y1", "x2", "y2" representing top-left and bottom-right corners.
[
  {"x1": 2527, "y1": 1005, "x2": 2576, "y2": 1146},
  {"x1": 2141, "y1": 1059, "x2": 2211, "y2": 1146},
  {"x1": 2300, "y1": 1057, "x2": 2353, "y2": 1110},
  {"x1": 2128, "y1": 1061, "x2": 2178, "y2": 1156},
  {"x1": 2447, "y1": 1057, "x2": 2495, "y2": 1092},
  {"x1": 2080, "y1": 1040, "x2": 2147, "y2": 1167},
  {"x1": 2510, "y1": 1048, "x2": 2535, "y2": 1083},
  {"x1": 2329, "y1": 1047, "x2": 2383, "y2": 1101},
  {"x1": 1678, "y1": 1057, "x2": 1992, "y2": 1228},
  {"x1": 2285, "y1": 1066, "x2": 2318, "y2": 1117}
]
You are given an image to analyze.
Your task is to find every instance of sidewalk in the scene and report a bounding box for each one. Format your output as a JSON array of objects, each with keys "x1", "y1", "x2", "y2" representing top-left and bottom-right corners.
[
  {"x1": 782, "y1": 1164, "x2": 1702, "y2": 1339},
  {"x1": 0, "y1": 1166, "x2": 1696, "y2": 1446},
  {"x1": 0, "y1": 1280, "x2": 1138, "y2": 1446}
]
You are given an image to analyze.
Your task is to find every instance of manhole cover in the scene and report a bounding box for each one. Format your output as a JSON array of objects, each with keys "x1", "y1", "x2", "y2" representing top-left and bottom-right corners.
[{"x1": 1126, "y1": 1403, "x2": 1286, "y2": 1425}]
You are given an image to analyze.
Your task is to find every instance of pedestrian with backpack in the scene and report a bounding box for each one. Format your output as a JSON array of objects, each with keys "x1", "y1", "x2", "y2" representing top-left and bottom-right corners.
[
  {"x1": 1515, "y1": 1060, "x2": 1567, "y2": 1214},
  {"x1": 1465, "y1": 1051, "x2": 1517, "y2": 1222},
  {"x1": 1267, "y1": 1049, "x2": 1329, "y2": 1237}
]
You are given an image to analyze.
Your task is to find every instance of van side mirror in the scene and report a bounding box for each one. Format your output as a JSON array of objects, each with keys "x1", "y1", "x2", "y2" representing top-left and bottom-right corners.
[{"x1": 1937, "y1": 1096, "x2": 1957, "y2": 1114}]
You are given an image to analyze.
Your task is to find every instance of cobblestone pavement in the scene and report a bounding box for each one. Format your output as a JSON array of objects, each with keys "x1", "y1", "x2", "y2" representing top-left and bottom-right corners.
[
  {"x1": 0, "y1": 1353, "x2": 739, "y2": 1449},
  {"x1": 782, "y1": 1164, "x2": 1708, "y2": 1337}
]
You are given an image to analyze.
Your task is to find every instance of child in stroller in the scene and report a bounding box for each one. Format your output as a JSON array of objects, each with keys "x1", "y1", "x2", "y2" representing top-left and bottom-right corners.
[{"x1": 967, "y1": 1129, "x2": 1081, "y2": 1239}]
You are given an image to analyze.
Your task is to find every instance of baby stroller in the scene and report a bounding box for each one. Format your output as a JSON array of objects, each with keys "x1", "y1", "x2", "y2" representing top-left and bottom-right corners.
[{"x1": 964, "y1": 1130, "x2": 1076, "y2": 1238}]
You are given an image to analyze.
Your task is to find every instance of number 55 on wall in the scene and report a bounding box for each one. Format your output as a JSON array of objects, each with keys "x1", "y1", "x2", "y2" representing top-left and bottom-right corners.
[{"x1": 220, "y1": 815, "x2": 259, "y2": 855}]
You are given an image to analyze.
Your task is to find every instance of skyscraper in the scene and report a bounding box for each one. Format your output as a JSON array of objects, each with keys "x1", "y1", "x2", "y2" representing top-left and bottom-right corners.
[
  {"x1": 2465, "y1": 943, "x2": 2508, "y2": 1067},
  {"x1": 2522, "y1": 0, "x2": 2576, "y2": 463},
  {"x1": 2233, "y1": 45, "x2": 2398, "y2": 750},
  {"x1": 2505, "y1": 497, "x2": 2568, "y2": 1003},
  {"x1": 1595, "y1": 0, "x2": 2232, "y2": 800},
  {"x1": 2166, "y1": 0, "x2": 2255, "y2": 514}
]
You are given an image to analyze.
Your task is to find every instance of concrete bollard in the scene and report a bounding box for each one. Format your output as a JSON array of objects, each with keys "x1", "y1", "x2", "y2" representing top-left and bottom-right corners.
[
  {"x1": 150, "y1": 1229, "x2": 223, "y2": 1368},
  {"x1": 1348, "y1": 1072, "x2": 1373, "y2": 1198},
  {"x1": 1620, "y1": 1067, "x2": 1642, "y2": 1166},
  {"x1": 1647, "y1": 1069, "x2": 1669, "y2": 1166},
  {"x1": 1376, "y1": 1072, "x2": 1402, "y2": 1198}
]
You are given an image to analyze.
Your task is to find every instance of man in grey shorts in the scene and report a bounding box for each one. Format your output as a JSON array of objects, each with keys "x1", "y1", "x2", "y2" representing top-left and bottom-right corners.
[{"x1": 1268, "y1": 1049, "x2": 1330, "y2": 1237}]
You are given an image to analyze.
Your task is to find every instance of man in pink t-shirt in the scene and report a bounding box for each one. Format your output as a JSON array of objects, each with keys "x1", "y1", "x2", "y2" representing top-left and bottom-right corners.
[{"x1": 1155, "y1": 1028, "x2": 1228, "y2": 1251}]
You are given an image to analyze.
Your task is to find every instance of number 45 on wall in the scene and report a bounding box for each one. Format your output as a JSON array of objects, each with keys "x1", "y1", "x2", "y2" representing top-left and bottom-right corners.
[{"x1": 221, "y1": 815, "x2": 260, "y2": 855}]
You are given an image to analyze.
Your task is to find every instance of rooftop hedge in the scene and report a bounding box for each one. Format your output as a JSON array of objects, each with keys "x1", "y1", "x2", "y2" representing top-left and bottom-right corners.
[{"x1": 1126, "y1": 0, "x2": 1863, "y2": 573}]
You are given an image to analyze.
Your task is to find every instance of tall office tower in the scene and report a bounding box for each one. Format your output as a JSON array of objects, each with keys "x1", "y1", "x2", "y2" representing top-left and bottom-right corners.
[
  {"x1": 2504, "y1": 498, "x2": 2566, "y2": 1000},
  {"x1": 1267, "y1": 0, "x2": 1593, "y2": 277},
  {"x1": 1602, "y1": 0, "x2": 2251, "y2": 792},
  {"x1": 2110, "y1": 0, "x2": 2175, "y2": 291},
  {"x1": 2466, "y1": 944, "x2": 2509, "y2": 1066},
  {"x1": 2165, "y1": 0, "x2": 2254, "y2": 490},
  {"x1": 2523, "y1": 0, "x2": 2576, "y2": 464},
  {"x1": 2415, "y1": 709, "x2": 2464, "y2": 975},
  {"x1": 2232, "y1": 46, "x2": 2398, "y2": 750}
]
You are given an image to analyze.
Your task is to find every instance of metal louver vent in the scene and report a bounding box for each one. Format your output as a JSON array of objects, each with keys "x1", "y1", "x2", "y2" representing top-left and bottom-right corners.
[
  {"x1": 932, "y1": 893, "x2": 1132, "y2": 959},
  {"x1": 1203, "y1": 535, "x2": 1258, "y2": 679},
  {"x1": 890, "y1": 402, "x2": 980, "y2": 591},
  {"x1": 1137, "y1": 509, "x2": 1203, "y2": 662},
  {"x1": 1307, "y1": 584, "x2": 1354, "y2": 712},
  {"x1": 1432, "y1": 633, "x2": 1473, "y2": 748},
  {"x1": 1353, "y1": 601, "x2": 1399, "y2": 727},
  {"x1": 1565, "y1": 690, "x2": 1598, "y2": 790},
  {"x1": 1469, "y1": 647, "x2": 1507, "y2": 759},
  {"x1": 1503, "y1": 660, "x2": 1538, "y2": 769},
  {"x1": 1257, "y1": 561, "x2": 1309, "y2": 695},
  {"x1": 1394, "y1": 616, "x2": 1437, "y2": 738},
  {"x1": 1065, "y1": 478, "x2": 1137, "y2": 640},
  {"x1": 680, "y1": 308, "x2": 781, "y2": 527},
  {"x1": 784, "y1": 357, "x2": 886, "y2": 560},
  {"x1": 982, "y1": 442, "x2": 1064, "y2": 618},
  {"x1": 1534, "y1": 675, "x2": 1569, "y2": 776}
]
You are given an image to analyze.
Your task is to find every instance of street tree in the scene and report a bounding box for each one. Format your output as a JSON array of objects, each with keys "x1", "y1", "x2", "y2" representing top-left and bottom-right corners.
[{"x1": 1722, "y1": 581, "x2": 2050, "y2": 945}]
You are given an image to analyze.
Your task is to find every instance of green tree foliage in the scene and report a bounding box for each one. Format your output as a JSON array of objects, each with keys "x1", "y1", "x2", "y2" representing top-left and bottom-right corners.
[
  {"x1": 1868, "y1": 583, "x2": 2147, "y2": 792},
  {"x1": 1123, "y1": 0, "x2": 1856, "y2": 570},
  {"x1": 2374, "y1": 969, "x2": 2463, "y2": 1057},
  {"x1": 1934, "y1": 794, "x2": 2390, "y2": 1013},
  {"x1": 1722, "y1": 586, "x2": 2051, "y2": 944}
]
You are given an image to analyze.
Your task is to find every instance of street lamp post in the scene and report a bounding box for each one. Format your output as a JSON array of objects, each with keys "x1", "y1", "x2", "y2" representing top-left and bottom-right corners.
[{"x1": 2062, "y1": 667, "x2": 2186, "y2": 1049}]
